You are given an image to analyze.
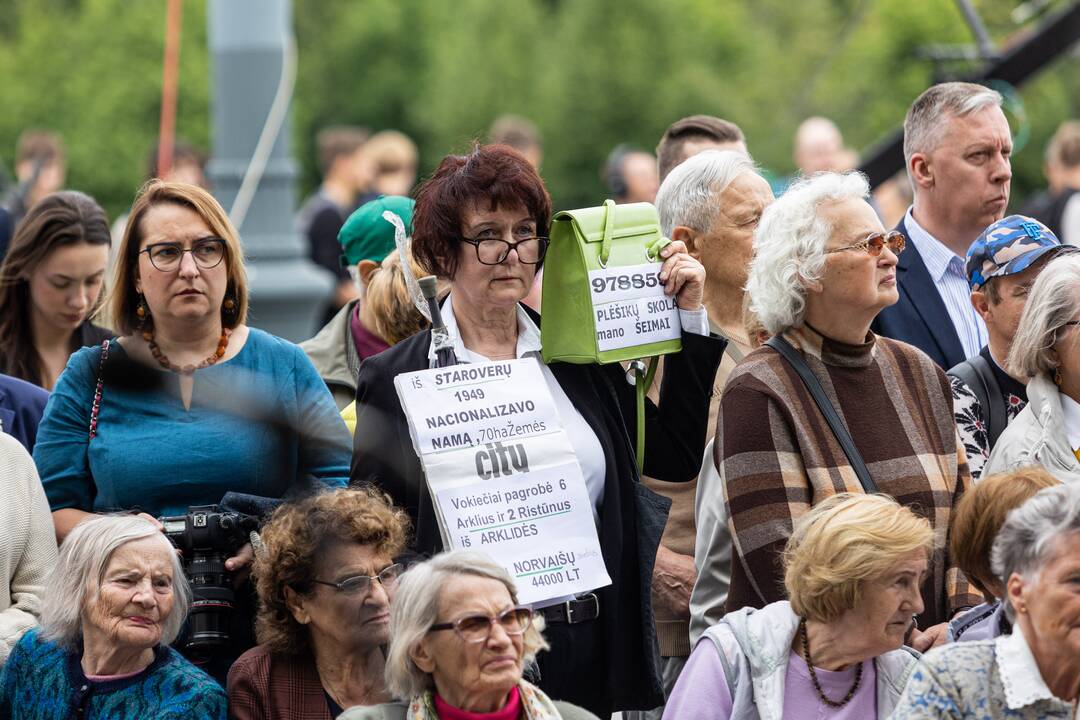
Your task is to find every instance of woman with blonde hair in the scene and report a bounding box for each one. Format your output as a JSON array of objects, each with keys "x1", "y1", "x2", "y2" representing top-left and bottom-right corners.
[{"x1": 665, "y1": 493, "x2": 930, "y2": 719}]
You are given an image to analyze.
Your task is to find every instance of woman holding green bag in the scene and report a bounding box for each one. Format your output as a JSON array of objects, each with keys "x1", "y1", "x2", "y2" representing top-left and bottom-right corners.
[{"x1": 350, "y1": 144, "x2": 726, "y2": 717}]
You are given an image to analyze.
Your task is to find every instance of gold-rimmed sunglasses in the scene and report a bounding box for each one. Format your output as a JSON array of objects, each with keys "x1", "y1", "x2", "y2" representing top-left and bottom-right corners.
[{"x1": 825, "y1": 230, "x2": 906, "y2": 257}]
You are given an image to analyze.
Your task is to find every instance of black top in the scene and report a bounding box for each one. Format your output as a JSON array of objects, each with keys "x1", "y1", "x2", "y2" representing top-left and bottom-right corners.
[{"x1": 349, "y1": 305, "x2": 726, "y2": 715}]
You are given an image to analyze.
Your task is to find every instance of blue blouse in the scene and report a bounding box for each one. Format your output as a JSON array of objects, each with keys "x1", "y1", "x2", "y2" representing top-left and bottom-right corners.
[{"x1": 34, "y1": 328, "x2": 350, "y2": 517}]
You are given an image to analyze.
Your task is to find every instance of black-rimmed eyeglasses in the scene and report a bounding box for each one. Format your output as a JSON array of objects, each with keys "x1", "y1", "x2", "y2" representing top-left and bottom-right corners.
[
  {"x1": 428, "y1": 606, "x2": 534, "y2": 643},
  {"x1": 140, "y1": 237, "x2": 227, "y2": 272},
  {"x1": 311, "y1": 563, "x2": 403, "y2": 596},
  {"x1": 459, "y1": 236, "x2": 549, "y2": 265}
]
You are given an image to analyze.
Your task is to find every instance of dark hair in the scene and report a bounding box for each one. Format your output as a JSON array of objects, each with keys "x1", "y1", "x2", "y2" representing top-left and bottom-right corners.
[
  {"x1": 145, "y1": 139, "x2": 206, "y2": 181},
  {"x1": 0, "y1": 191, "x2": 110, "y2": 386},
  {"x1": 316, "y1": 126, "x2": 370, "y2": 177},
  {"x1": 411, "y1": 144, "x2": 551, "y2": 279},
  {"x1": 657, "y1": 115, "x2": 745, "y2": 181}
]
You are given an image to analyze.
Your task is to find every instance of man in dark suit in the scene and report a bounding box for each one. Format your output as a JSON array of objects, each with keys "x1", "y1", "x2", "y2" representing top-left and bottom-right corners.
[
  {"x1": 872, "y1": 82, "x2": 1013, "y2": 370},
  {"x1": 0, "y1": 373, "x2": 49, "y2": 453}
]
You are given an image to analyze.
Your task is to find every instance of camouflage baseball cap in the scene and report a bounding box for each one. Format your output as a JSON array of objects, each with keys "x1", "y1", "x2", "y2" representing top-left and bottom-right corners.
[{"x1": 966, "y1": 214, "x2": 1074, "y2": 289}]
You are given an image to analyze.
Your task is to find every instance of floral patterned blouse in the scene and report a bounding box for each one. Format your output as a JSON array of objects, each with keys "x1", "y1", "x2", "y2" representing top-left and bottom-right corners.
[{"x1": 950, "y1": 347, "x2": 1028, "y2": 482}]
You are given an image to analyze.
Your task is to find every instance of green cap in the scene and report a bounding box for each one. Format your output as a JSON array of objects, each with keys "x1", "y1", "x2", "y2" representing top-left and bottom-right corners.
[{"x1": 338, "y1": 195, "x2": 415, "y2": 266}]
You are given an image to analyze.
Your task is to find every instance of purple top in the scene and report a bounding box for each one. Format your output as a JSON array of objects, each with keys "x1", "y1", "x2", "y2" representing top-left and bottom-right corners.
[
  {"x1": 350, "y1": 304, "x2": 391, "y2": 360},
  {"x1": 663, "y1": 640, "x2": 878, "y2": 719}
]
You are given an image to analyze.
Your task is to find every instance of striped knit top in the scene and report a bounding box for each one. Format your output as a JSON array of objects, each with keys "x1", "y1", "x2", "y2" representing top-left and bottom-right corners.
[{"x1": 715, "y1": 323, "x2": 981, "y2": 627}]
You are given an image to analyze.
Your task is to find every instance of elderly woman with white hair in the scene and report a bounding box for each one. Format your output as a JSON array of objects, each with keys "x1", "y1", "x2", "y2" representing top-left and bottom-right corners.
[
  {"x1": 665, "y1": 493, "x2": 929, "y2": 719},
  {"x1": 0, "y1": 515, "x2": 225, "y2": 719},
  {"x1": 892, "y1": 483, "x2": 1080, "y2": 718},
  {"x1": 339, "y1": 550, "x2": 598, "y2": 720},
  {"x1": 714, "y1": 171, "x2": 979, "y2": 653},
  {"x1": 985, "y1": 253, "x2": 1080, "y2": 482}
]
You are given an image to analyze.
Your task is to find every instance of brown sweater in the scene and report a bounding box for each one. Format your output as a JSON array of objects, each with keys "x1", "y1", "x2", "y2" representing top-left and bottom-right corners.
[{"x1": 716, "y1": 324, "x2": 980, "y2": 628}]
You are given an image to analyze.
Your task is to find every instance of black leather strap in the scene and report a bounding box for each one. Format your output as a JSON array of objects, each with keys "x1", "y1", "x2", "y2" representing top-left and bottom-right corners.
[
  {"x1": 539, "y1": 593, "x2": 599, "y2": 624},
  {"x1": 765, "y1": 336, "x2": 878, "y2": 494}
]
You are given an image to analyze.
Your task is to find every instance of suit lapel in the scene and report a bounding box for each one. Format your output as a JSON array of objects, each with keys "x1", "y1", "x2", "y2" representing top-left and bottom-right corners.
[{"x1": 895, "y1": 218, "x2": 965, "y2": 365}]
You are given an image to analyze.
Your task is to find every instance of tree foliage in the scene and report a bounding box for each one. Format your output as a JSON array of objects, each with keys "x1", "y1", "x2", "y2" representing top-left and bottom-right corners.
[{"x1": 0, "y1": 0, "x2": 1077, "y2": 220}]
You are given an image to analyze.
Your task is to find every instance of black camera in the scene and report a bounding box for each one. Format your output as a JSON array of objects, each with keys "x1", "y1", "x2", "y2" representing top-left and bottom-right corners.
[{"x1": 159, "y1": 505, "x2": 259, "y2": 658}]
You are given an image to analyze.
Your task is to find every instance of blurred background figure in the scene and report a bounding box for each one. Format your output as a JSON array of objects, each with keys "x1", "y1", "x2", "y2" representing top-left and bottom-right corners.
[
  {"x1": 0, "y1": 373, "x2": 49, "y2": 453},
  {"x1": 490, "y1": 116, "x2": 546, "y2": 310},
  {"x1": 297, "y1": 126, "x2": 374, "y2": 326},
  {"x1": 603, "y1": 144, "x2": 659, "y2": 204},
  {"x1": 489, "y1": 114, "x2": 543, "y2": 170},
  {"x1": 301, "y1": 195, "x2": 429, "y2": 413},
  {"x1": 229, "y1": 488, "x2": 410, "y2": 719},
  {"x1": 111, "y1": 138, "x2": 209, "y2": 264},
  {"x1": 0, "y1": 191, "x2": 111, "y2": 391},
  {"x1": 3, "y1": 130, "x2": 66, "y2": 229},
  {"x1": 656, "y1": 115, "x2": 748, "y2": 182},
  {"x1": 364, "y1": 131, "x2": 419, "y2": 198},
  {"x1": 793, "y1": 117, "x2": 851, "y2": 175},
  {"x1": 1021, "y1": 119, "x2": 1080, "y2": 245}
]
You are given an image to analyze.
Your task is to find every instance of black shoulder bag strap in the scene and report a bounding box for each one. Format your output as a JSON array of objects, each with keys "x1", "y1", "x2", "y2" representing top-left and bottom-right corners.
[
  {"x1": 765, "y1": 335, "x2": 878, "y2": 494},
  {"x1": 967, "y1": 354, "x2": 1006, "y2": 446}
]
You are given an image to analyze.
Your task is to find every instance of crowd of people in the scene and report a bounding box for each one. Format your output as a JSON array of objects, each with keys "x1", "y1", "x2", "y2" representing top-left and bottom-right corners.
[{"x1": 0, "y1": 81, "x2": 1078, "y2": 720}]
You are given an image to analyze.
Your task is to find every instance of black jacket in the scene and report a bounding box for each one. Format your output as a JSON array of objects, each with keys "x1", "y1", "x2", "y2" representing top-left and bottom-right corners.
[
  {"x1": 350, "y1": 308, "x2": 725, "y2": 714},
  {"x1": 871, "y1": 218, "x2": 965, "y2": 370}
]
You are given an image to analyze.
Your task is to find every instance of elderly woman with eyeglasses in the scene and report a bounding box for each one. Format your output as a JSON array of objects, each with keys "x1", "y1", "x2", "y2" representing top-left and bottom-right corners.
[
  {"x1": 707, "y1": 172, "x2": 980, "y2": 655},
  {"x1": 350, "y1": 144, "x2": 725, "y2": 717},
  {"x1": 985, "y1": 253, "x2": 1080, "y2": 483},
  {"x1": 892, "y1": 483, "x2": 1080, "y2": 718},
  {"x1": 228, "y1": 488, "x2": 410, "y2": 719},
  {"x1": 339, "y1": 550, "x2": 599, "y2": 720},
  {"x1": 0, "y1": 515, "x2": 225, "y2": 719}
]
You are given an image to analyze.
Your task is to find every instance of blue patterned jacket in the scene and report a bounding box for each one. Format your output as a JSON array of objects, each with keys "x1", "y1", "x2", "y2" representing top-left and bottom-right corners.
[{"x1": 0, "y1": 628, "x2": 226, "y2": 719}]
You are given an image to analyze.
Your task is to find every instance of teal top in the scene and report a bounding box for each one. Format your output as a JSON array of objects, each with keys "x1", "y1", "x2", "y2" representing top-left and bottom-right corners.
[{"x1": 33, "y1": 328, "x2": 350, "y2": 517}]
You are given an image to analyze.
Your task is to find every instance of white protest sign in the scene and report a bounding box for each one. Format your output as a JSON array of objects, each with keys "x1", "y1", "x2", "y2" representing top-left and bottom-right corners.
[
  {"x1": 588, "y1": 262, "x2": 681, "y2": 352},
  {"x1": 394, "y1": 358, "x2": 611, "y2": 604}
]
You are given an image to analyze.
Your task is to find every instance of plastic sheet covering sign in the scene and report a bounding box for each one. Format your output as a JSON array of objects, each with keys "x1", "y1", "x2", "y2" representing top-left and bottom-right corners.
[
  {"x1": 589, "y1": 262, "x2": 680, "y2": 352},
  {"x1": 394, "y1": 357, "x2": 611, "y2": 604}
]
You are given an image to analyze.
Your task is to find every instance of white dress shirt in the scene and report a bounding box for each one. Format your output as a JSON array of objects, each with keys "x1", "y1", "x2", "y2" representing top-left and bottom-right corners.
[{"x1": 905, "y1": 208, "x2": 987, "y2": 359}]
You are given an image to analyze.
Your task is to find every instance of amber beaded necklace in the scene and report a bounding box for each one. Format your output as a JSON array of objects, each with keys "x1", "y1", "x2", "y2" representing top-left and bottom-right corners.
[
  {"x1": 799, "y1": 618, "x2": 863, "y2": 708},
  {"x1": 144, "y1": 327, "x2": 231, "y2": 375}
]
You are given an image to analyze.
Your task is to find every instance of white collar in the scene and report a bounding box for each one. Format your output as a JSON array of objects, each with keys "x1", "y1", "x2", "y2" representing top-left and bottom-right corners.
[
  {"x1": 1060, "y1": 391, "x2": 1080, "y2": 452},
  {"x1": 425, "y1": 294, "x2": 542, "y2": 366},
  {"x1": 996, "y1": 627, "x2": 1061, "y2": 709}
]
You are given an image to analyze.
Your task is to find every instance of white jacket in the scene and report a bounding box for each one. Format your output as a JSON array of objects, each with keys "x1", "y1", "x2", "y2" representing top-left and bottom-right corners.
[
  {"x1": 0, "y1": 433, "x2": 57, "y2": 663},
  {"x1": 984, "y1": 373, "x2": 1080, "y2": 483},
  {"x1": 702, "y1": 601, "x2": 917, "y2": 720}
]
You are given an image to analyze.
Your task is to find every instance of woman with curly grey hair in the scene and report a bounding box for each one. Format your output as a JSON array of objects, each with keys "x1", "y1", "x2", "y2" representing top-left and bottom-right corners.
[
  {"x1": 985, "y1": 252, "x2": 1080, "y2": 482},
  {"x1": 0, "y1": 514, "x2": 225, "y2": 719},
  {"x1": 892, "y1": 483, "x2": 1080, "y2": 718},
  {"x1": 340, "y1": 550, "x2": 598, "y2": 720},
  {"x1": 711, "y1": 171, "x2": 978, "y2": 652},
  {"x1": 227, "y1": 488, "x2": 411, "y2": 719}
]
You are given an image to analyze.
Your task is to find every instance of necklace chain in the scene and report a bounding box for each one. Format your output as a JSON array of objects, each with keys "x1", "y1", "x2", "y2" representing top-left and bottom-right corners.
[
  {"x1": 144, "y1": 328, "x2": 231, "y2": 375},
  {"x1": 799, "y1": 618, "x2": 863, "y2": 708}
]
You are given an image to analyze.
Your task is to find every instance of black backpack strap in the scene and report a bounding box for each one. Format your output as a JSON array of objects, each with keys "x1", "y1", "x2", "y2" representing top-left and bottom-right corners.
[
  {"x1": 765, "y1": 336, "x2": 878, "y2": 494},
  {"x1": 948, "y1": 355, "x2": 1007, "y2": 449}
]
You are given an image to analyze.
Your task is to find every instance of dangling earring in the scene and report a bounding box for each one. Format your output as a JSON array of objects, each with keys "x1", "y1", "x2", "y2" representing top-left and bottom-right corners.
[
  {"x1": 136, "y1": 295, "x2": 149, "y2": 322},
  {"x1": 223, "y1": 295, "x2": 237, "y2": 318},
  {"x1": 1055, "y1": 366, "x2": 1064, "y2": 387}
]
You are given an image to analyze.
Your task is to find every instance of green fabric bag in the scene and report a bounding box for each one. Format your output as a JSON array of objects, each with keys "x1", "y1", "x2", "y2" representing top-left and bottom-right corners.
[
  {"x1": 541, "y1": 199, "x2": 682, "y2": 365},
  {"x1": 541, "y1": 200, "x2": 683, "y2": 473}
]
